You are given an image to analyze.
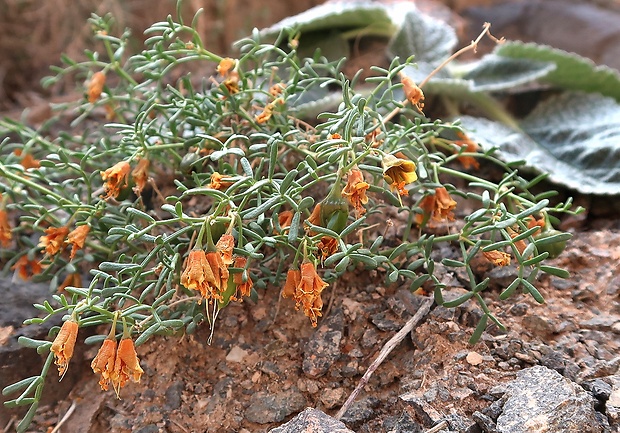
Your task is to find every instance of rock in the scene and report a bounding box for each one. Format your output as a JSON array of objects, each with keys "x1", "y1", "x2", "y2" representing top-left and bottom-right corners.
[
  {"x1": 466, "y1": 351, "x2": 484, "y2": 366},
  {"x1": 582, "y1": 378, "x2": 613, "y2": 402},
  {"x1": 495, "y1": 365, "x2": 604, "y2": 433},
  {"x1": 400, "y1": 392, "x2": 443, "y2": 426},
  {"x1": 339, "y1": 397, "x2": 380, "y2": 427},
  {"x1": 164, "y1": 381, "x2": 184, "y2": 410},
  {"x1": 226, "y1": 345, "x2": 249, "y2": 363},
  {"x1": 473, "y1": 411, "x2": 498, "y2": 433},
  {"x1": 268, "y1": 407, "x2": 354, "y2": 433},
  {"x1": 302, "y1": 309, "x2": 344, "y2": 379},
  {"x1": 319, "y1": 387, "x2": 345, "y2": 409},
  {"x1": 245, "y1": 387, "x2": 307, "y2": 424},
  {"x1": 445, "y1": 412, "x2": 480, "y2": 433},
  {"x1": 580, "y1": 316, "x2": 620, "y2": 332},
  {"x1": 382, "y1": 412, "x2": 423, "y2": 433}
]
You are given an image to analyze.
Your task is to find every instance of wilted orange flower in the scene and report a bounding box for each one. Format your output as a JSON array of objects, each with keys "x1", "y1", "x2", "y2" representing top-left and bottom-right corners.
[
  {"x1": 20, "y1": 153, "x2": 41, "y2": 170},
  {"x1": 507, "y1": 227, "x2": 528, "y2": 256},
  {"x1": 205, "y1": 251, "x2": 229, "y2": 297},
  {"x1": 526, "y1": 216, "x2": 545, "y2": 233},
  {"x1": 131, "y1": 158, "x2": 150, "y2": 195},
  {"x1": 101, "y1": 161, "x2": 131, "y2": 199},
  {"x1": 401, "y1": 75, "x2": 425, "y2": 112},
  {"x1": 51, "y1": 319, "x2": 79, "y2": 378},
  {"x1": 278, "y1": 210, "x2": 294, "y2": 231},
  {"x1": 39, "y1": 226, "x2": 70, "y2": 256},
  {"x1": 269, "y1": 82, "x2": 286, "y2": 97},
  {"x1": 282, "y1": 268, "x2": 301, "y2": 299},
  {"x1": 112, "y1": 338, "x2": 144, "y2": 397},
  {"x1": 223, "y1": 71, "x2": 240, "y2": 94},
  {"x1": 255, "y1": 98, "x2": 283, "y2": 124},
  {"x1": 67, "y1": 224, "x2": 90, "y2": 259},
  {"x1": 454, "y1": 132, "x2": 480, "y2": 170},
  {"x1": 180, "y1": 249, "x2": 217, "y2": 299},
  {"x1": 217, "y1": 58, "x2": 236, "y2": 76},
  {"x1": 297, "y1": 262, "x2": 329, "y2": 327},
  {"x1": 317, "y1": 236, "x2": 338, "y2": 262},
  {"x1": 282, "y1": 262, "x2": 328, "y2": 327},
  {"x1": 0, "y1": 209, "x2": 12, "y2": 248},
  {"x1": 216, "y1": 234, "x2": 235, "y2": 266},
  {"x1": 232, "y1": 256, "x2": 253, "y2": 300},
  {"x1": 415, "y1": 187, "x2": 457, "y2": 226},
  {"x1": 382, "y1": 154, "x2": 418, "y2": 196},
  {"x1": 342, "y1": 168, "x2": 370, "y2": 216},
  {"x1": 209, "y1": 172, "x2": 232, "y2": 190},
  {"x1": 91, "y1": 337, "x2": 117, "y2": 391},
  {"x1": 483, "y1": 250, "x2": 511, "y2": 266},
  {"x1": 58, "y1": 272, "x2": 82, "y2": 293},
  {"x1": 88, "y1": 71, "x2": 106, "y2": 103},
  {"x1": 11, "y1": 255, "x2": 44, "y2": 280}
]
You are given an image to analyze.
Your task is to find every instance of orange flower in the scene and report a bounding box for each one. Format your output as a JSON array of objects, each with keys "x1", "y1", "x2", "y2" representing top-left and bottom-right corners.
[
  {"x1": 88, "y1": 71, "x2": 106, "y2": 103},
  {"x1": 401, "y1": 75, "x2": 425, "y2": 112},
  {"x1": 483, "y1": 250, "x2": 511, "y2": 266},
  {"x1": 217, "y1": 58, "x2": 236, "y2": 76},
  {"x1": 317, "y1": 236, "x2": 338, "y2": 262},
  {"x1": 306, "y1": 203, "x2": 322, "y2": 228},
  {"x1": 232, "y1": 256, "x2": 253, "y2": 300},
  {"x1": 278, "y1": 210, "x2": 294, "y2": 232},
  {"x1": 415, "y1": 187, "x2": 457, "y2": 226},
  {"x1": 255, "y1": 98, "x2": 282, "y2": 124},
  {"x1": 329, "y1": 133, "x2": 342, "y2": 140},
  {"x1": 209, "y1": 172, "x2": 232, "y2": 190},
  {"x1": 434, "y1": 187, "x2": 457, "y2": 221},
  {"x1": 39, "y1": 226, "x2": 70, "y2": 256},
  {"x1": 282, "y1": 268, "x2": 301, "y2": 299},
  {"x1": 216, "y1": 234, "x2": 235, "y2": 266},
  {"x1": 58, "y1": 272, "x2": 83, "y2": 292},
  {"x1": 454, "y1": 132, "x2": 480, "y2": 170},
  {"x1": 269, "y1": 82, "x2": 286, "y2": 97},
  {"x1": 223, "y1": 71, "x2": 240, "y2": 94},
  {"x1": 0, "y1": 209, "x2": 12, "y2": 248},
  {"x1": 11, "y1": 255, "x2": 44, "y2": 280},
  {"x1": 507, "y1": 227, "x2": 528, "y2": 256},
  {"x1": 382, "y1": 154, "x2": 418, "y2": 196},
  {"x1": 131, "y1": 158, "x2": 150, "y2": 195},
  {"x1": 282, "y1": 262, "x2": 328, "y2": 327},
  {"x1": 205, "y1": 251, "x2": 229, "y2": 297},
  {"x1": 91, "y1": 337, "x2": 117, "y2": 391},
  {"x1": 180, "y1": 249, "x2": 217, "y2": 299},
  {"x1": 342, "y1": 168, "x2": 370, "y2": 216},
  {"x1": 20, "y1": 153, "x2": 41, "y2": 170},
  {"x1": 101, "y1": 161, "x2": 131, "y2": 199},
  {"x1": 67, "y1": 224, "x2": 90, "y2": 259},
  {"x1": 51, "y1": 319, "x2": 79, "y2": 378},
  {"x1": 112, "y1": 338, "x2": 144, "y2": 397}
]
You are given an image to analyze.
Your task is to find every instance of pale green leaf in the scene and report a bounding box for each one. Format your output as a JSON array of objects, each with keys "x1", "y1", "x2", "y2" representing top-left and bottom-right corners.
[
  {"x1": 461, "y1": 54, "x2": 557, "y2": 92},
  {"x1": 461, "y1": 92, "x2": 620, "y2": 195},
  {"x1": 495, "y1": 41, "x2": 620, "y2": 101}
]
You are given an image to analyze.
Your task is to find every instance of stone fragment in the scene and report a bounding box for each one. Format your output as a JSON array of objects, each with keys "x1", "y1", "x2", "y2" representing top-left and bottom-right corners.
[
  {"x1": 495, "y1": 365, "x2": 604, "y2": 433},
  {"x1": 400, "y1": 392, "x2": 443, "y2": 426},
  {"x1": 268, "y1": 407, "x2": 354, "y2": 433},
  {"x1": 466, "y1": 351, "x2": 484, "y2": 366},
  {"x1": 302, "y1": 309, "x2": 344, "y2": 379},
  {"x1": 245, "y1": 388, "x2": 306, "y2": 424}
]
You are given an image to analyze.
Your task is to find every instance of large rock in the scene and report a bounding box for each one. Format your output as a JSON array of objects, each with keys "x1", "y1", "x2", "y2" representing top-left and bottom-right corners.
[
  {"x1": 268, "y1": 407, "x2": 354, "y2": 433},
  {"x1": 494, "y1": 365, "x2": 603, "y2": 433}
]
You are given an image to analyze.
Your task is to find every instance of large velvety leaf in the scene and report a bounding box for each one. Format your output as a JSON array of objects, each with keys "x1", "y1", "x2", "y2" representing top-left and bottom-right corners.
[
  {"x1": 387, "y1": 10, "x2": 457, "y2": 65},
  {"x1": 495, "y1": 41, "x2": 620, "y2": 101},
  {"x1": 461, "y1": 54, "x2": 556, "y2": 92},
  {"x1": 461, "y1": 93, "x2": 620, "y2": 195},
  {"x1": 259, "y1": 2, "x2": 396, "y2": 39}
]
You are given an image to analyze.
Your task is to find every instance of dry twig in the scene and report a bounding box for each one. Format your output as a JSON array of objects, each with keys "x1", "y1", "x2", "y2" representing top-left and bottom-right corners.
[{"x1": 335, "y1": 297, "x2": 434, "y2": 420}]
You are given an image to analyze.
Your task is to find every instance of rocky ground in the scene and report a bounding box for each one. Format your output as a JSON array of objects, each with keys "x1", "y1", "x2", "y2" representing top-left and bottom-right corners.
[{"x1": 2, "y1": 222, "x2": 620, "y2": 432}]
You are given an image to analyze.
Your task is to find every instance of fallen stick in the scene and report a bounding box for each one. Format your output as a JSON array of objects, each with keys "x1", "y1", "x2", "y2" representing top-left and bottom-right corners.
[{"x1": 335, "y1": 297, "x2": 434, "y2": 420}]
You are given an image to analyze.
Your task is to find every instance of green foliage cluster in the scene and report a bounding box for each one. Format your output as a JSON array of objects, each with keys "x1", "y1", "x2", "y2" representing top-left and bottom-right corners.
[{"x1": 0, "y1": 3, "x2": 585, "y2": 431}]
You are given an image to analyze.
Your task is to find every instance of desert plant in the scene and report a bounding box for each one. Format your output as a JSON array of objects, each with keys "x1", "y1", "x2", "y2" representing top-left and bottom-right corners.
[{"x1": 0, "y1": 3, "x2": 582, "y2": 431}]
